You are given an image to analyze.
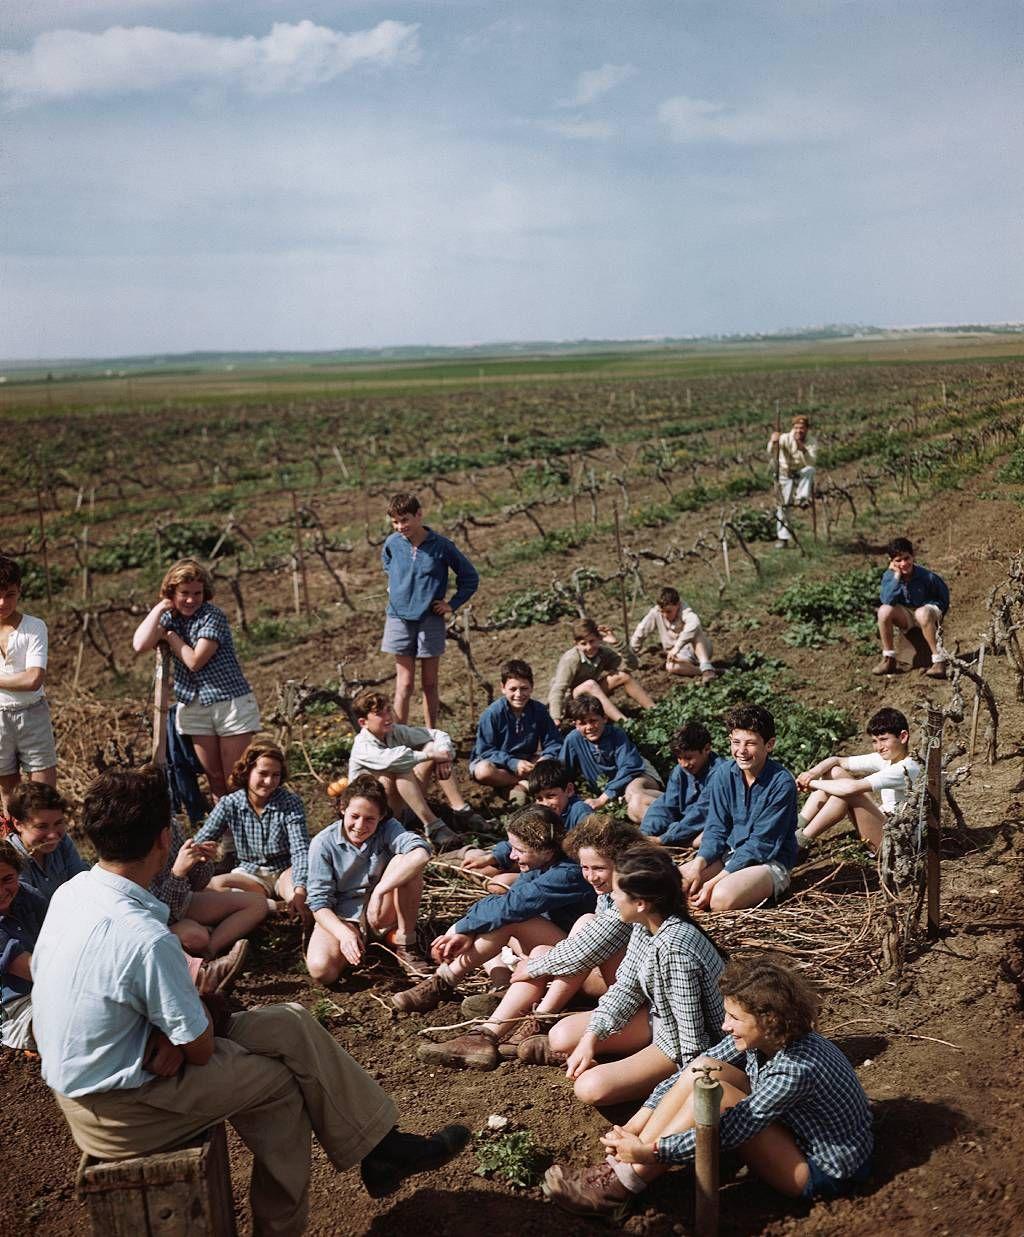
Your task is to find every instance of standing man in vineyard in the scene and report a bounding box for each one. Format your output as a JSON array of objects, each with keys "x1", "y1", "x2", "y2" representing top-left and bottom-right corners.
[{"x1": 768, "y1": 415, "x2": 817, "y2": 549}]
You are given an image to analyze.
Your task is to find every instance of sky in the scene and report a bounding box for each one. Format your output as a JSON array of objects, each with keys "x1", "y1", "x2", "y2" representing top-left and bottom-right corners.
[{"x1": 2, "y1": 0, "x2": 1022, "y2": 358}]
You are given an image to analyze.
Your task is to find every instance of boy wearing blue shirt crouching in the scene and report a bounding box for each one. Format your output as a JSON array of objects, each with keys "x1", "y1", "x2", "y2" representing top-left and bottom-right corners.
[
  {"x1": 679, "y1": 705, "x2": 797, "y2": 912},
  {"x1": 560, "y1": 696, "x2": 662, "y2": 824},
  {"x1": 470, "y1": 659, "x2": 561, "y2": 795},
  {"x1": 640, "y1": 723, "x2": 721, "y2": 847}
]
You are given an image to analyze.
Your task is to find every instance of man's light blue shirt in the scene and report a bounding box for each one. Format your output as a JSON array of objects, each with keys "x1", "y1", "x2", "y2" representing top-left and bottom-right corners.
[{"x1": 31, "y1": 868, "x2": 208, "y2": 1098}]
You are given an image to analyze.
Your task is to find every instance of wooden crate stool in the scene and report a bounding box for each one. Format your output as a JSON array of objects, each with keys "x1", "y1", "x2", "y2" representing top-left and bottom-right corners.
[{"x1": 77, "y1": 1123, "x2": 237, "y2": 1236}]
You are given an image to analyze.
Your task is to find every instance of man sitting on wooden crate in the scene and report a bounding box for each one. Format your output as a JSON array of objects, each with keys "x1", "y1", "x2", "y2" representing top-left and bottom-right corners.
[{"x1": 30, "y1": 766, "x2": 468, "y2": 1236}]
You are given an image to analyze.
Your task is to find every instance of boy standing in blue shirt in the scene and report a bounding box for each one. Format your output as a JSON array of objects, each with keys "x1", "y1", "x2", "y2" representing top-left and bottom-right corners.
[
  {"x1": 873, "y1": 536, "x2": 949, "y2": 679},
  {"x1": 381, "y1": 493, "x2": 479, "y2": 728},
  {"x1": 679, "y1": 705, "x2": 797, "y2": 912},
  {"x1": 641, "y1": 723, "x2": 721, "y2": 847},
  {"x1": 470, "y1": 659, "x2": 562, "y2": 795}
]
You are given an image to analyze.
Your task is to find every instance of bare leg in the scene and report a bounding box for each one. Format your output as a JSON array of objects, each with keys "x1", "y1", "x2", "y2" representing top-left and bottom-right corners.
[
  {"x1": 30, "y1": 765, "x2": 58, "y2": 788},
  {"x1": 800, "y1": 793, "x2": 851, "y2": 838},
  {"x1": 612, "y1": 672, "x2": 655, "y2": 711},
  {"x1": 471, "y1": 761, "x2": 520, "y2": 790},
  {"x1": 218, "y1": 732, "x2": 255, "y2": 791},
  {"x1": 574, "y1": 1040, "x2": 678, "y2": 1107},
  {"x1": 209, "y1": 871, "x2": 270, "y2": 897},
  {"x1": 186, "y1": 888, "x2": 268, "y2": 956},
  {"x1": 914, "y1": 607, "x2": 942, "y2": 657},
  {"x1": 665, "y1": 658, "x2": 700, "y2": 678},
  {"x1": 393, "y1": 655, "x2": 416, "y2": 723},
  {"x1": 305, "y1": 923, "x2": 349, "y2": 984},
  {"x1": 572, "y1": 679, "x2": 624, "y2": 723},
  {"x1": 436, "y1": 771, "x2": 469, "y2": 812},
  {"x1": 877, "y1": 603, "x2": 911, "y2": 657},
  {"x1": 705, "y1": 865, "x2": 776, "y2": 912},
  {"x1": 419, "y1": 656, "x2": 441, "y2": 729},
  {"x1": 625, "y1": 776, "x2": 662, "y2": 824},
  {"x1": 446, "y1": 918, "x2": 565, "y2": 984},
  {"x1": 391, "y1": 771, "x2": 442, "y2": 829},
  {"x1": 190, "y1": 734, "x2": 231, "y2": 799}
]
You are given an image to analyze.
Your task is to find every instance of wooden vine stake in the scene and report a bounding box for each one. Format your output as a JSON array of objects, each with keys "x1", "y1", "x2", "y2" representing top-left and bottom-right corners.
[
  {"x1": 612, "y1": 504, "x2": 631, "y2": 644},
  {"x1": 463, "y1": 605, "x2": 476, "y2": 719},
  {"x1": 721, "y1": 535, "x2": 731, "y2": 583},
  {"x1": 290, "y1": 490, "x2": 312, "y2": 622},
  {"x1": 694, "y1": 1065, "x2": 723, "y2": 1237},
  {"x1": 968, "y1": 643, "x2": 986, "y2": 760},
  {"x1": 151, "y1": 645, "x2": 171, "y2": 768},
  {"x1": 35, "y1": 488, "x2": 53, "y2": 604},
  {"x1": 926, "y1": 706, "x2": 943, "y2": 941}
]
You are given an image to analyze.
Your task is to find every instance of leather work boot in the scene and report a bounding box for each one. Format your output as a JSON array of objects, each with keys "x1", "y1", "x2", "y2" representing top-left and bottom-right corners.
[
  {"x1": 542, "y1": 1162, "x2": 631, "y2": 1217},
  {"x1": 416, "y1": 1030, "x2": 500, "y2": 1071},
  {"x1": 871, "y1": 657, "x2": 900, "y2": 675},
  {"x1": 391, "y1": 971, "x2": 456, "y2": 1014},
  {"x1": 496, "y1": 1014, "x2": 543, "y2": 1059},
  {"x1": 516, "y1": 1031, "x2": 566, "y2": 1066},
  {"x1": 196, "y1": 939, "x2": 249, "y2": 996}
]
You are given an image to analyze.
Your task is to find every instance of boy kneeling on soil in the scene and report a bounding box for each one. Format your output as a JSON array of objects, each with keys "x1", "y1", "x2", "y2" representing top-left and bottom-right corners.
[
  {"x1": 679, "y1": 704, "x2": 798, "y2": 912},
  {"x1": 543, "y1": 956, "x2": 873, "y2": 1217},
  {"x1": 305, "y1": 774, "x2": 433, "y2": 981},
  {"x1": 796, "y1": 708, "x2": 922, "y2": 854},
  {"x1": 417, "y1": 816, "x2": 642, "y2": 1070},
  {"x1": 874, "y1": 536, "x2": 950, "y2": 679},
  {"x1": 560, "y1": 695, "x2": 663, "y2": 824},
  {"x1": 549, "y1": 617, "x2": 654, "y2": 724},
  {"x1": 348, "y1": 689, "x2": 486, "y2": 851},
  {"x1": 391, "y1": 805, "x2": 595, "y2": 1015}
]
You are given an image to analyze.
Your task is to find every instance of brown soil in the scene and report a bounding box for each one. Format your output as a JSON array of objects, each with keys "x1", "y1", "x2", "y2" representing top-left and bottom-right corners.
[{"x1": 5, "y1": 449, "x2": 1024, "y2": 1236}]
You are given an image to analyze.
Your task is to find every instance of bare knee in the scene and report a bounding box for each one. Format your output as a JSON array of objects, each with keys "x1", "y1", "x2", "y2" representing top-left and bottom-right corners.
[
  {"x1": 307, "y1": 956, "x2": 343, "y2": 984},
  {"x1": 174, "y1": 922, "x2": 212, "y2": 954},
  {"x1": 877, "y1": 604, "x2": 895, "y2": 621},
  {"x1": 574, "y1": 1071, "x2": 610, "y2": 1106}
]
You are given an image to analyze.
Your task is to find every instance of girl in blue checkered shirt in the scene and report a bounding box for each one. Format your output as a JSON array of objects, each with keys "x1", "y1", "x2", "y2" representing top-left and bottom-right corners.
[{"x1": 544, "y1": 956, "x2": 873, "y2": 1216}]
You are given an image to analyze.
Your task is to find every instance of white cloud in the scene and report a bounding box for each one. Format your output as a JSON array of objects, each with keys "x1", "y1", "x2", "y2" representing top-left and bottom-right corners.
[
  {"x1": 543, "y1": 118, "x2": 615, "y2": 140},
  {"x1": 561, "y1": 62, "x2": 634, "y2": 108},
  {"x1": 0, "y1": 19, "x2": 420, "y2": 107},
  {"x1": 658, "y1": 93, "x2": 855, "y2": 144}
]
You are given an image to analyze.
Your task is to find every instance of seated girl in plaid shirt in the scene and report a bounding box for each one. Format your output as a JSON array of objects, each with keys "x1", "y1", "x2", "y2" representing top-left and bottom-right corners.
[
  {"x1": 133, "y1": 559, "x2": 260, "y2": 802},
  {"x1": 196, "y1": 740, "x2": 312, "y2": 925},
  {"x1": 419, "y1": 816, "x2": 643, "y2": 1070},
  {"x1": 305, "y1": 774, "x2": 432, "y2": 981},
  {"x1": 547, "y1": 845, "x2": 725, "y2": 1108},
  {"x1": 544, "y1": 957, "x2": 873, "y2": 1217}
]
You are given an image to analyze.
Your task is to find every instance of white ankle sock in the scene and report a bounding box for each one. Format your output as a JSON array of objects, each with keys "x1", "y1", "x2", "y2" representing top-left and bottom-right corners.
[
  {"x1": 882, "y1": 649, "x2": 895, "y2": 658},
  {"x1": 932, "y1": 653, "x2": 945, "y2": 663}
]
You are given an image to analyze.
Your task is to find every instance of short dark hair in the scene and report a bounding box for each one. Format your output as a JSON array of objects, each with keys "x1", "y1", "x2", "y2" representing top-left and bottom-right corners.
[
  {"x1": 0, "y1": 838, "x2": 24, "y2": 874},
  {"x1": 6, "y1": 782, "x2": 69, "y2": 824},
  {"x1": 526, "y1": 759, "x2": 573, "y2": 796},
  {"x1": 501, "y1": 659, "x2": 534, "y2": 685},
  {"x1": 657, "y1": 587, "x2": 680, "y2": 607},
  {"x1": 386, "y1": 492, "x2": 421, "y2": 518},
  {"x1": 614, "y1": 844, "x2": 688, "y2": 919},
  {"x1": 886, "y1": 536, "x2": 914, "y2": 558},
  {"x1": 867, "y1": 708, "x2": 910, "y2": 737},
  {"x1": 719, "y1": 956, "x2": 818, "y2": 1045},
  {"x1": 723, "y1": 703, "x2": 775, "y2": 743},
  {"x1": 228, "y1": 739, "x2": 288, "y2": 792},
  {"x1": 562, "y1": 814, "x2": 642, "y2": 861},
  {"x1": 82, "y1": 766, "x2": 171, "y2": 863},
  {"x1": 505, "y1": 804, "x2": 564, "y2": 853},
  {"x1": 0, "y1": 556, "x2": 23, "y2": 590},
  {"x1": 669, "y1": 723, "x2": 712, "y2": 756},
  {"x1": 572, "y1": 617, "x2": 600, "y2": 642},
  {"x1": 328, "y1": 772, "x2": 390, "y2": 819},
  {"x1": 354, "y1": 689, "x2": 391, "y2": 719},
  {"x1": 566, "y1": 694, "x2": 605, "y2": 723}
]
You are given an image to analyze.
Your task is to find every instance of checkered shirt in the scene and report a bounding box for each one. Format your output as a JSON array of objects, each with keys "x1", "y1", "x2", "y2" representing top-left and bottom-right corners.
[
  {"x1": 649, "y1": 1030, "x2": 874, "y2": 1179},
  {"x1": 150, "y1": 818, "x2": 214, "y2": 923},
  {"x1": 195, "y1": 787, "x2": 310, "y2": 889},
  {"x1": 588, "y1": 915, "x2": 725, "y2": 1066},
  {"x1": 526, "y1": 892, "x2": 631, "y2": 979},
  {"x1": 159, "y1": 602, "x2": 251, "y2": 705}
]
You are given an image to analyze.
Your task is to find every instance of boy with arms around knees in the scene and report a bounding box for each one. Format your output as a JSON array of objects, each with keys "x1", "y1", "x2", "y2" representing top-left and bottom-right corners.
[
  {"x1": 4, "y1": 783, "x2": 87, "y2": 905},
  {"x1": 544, "y1": 956, "x2": 872, "y2": 1216},
  {"x1": 306, "y1": 774, "x2": 433, "y2": 981},
  {"x1": 381, "y1": 492, "x2": 479, "y2": 729},
  {"x1": 874, "y1": 537, "x2": 949, "y2": 679},
  {"x1": 796, "y1": 708, "x2": 922, "y2": 854},
  {"x1": 679, "y1": 705, "x2": 797, "y2": 912},
  {"x1": 560, "y1": 696, "x2": 662, "y2": 824},
  {"x1": 470, "y1": 659, "x2": 561, "y2": 793},
  {"x1": 0, "y1": 555, "x2": 58, "y2": 810},
  {"x1": 630, "y1": 587, "x2": 716, "y2": 685},
  {"x1": 348, "y1": 689, "x2": 485, "y2": 850},
  {"x1": 549, "y1": 617, "x2": 654, "y2": 724},
  {"x1": 641, "y1": 723, "x2": 721, "y2": 847}
]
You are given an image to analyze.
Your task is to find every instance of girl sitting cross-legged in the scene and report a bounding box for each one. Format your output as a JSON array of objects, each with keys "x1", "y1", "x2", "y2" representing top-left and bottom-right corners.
[
  {"x1": 543, "y1": 956, "x2": 873, "y2": 1217},
  {"x1": 392, "y1": 804, "x2": 596, "y2": 1022},
  {"x1": 418, "y1": 815, "x2": 644, "y2": 1071},
  {"x1": 546, "y1": 845, "x2": 725, "y2": 1108},
  {"x1": 305, "y1": 774, "x2": 433, "y2": 983}
]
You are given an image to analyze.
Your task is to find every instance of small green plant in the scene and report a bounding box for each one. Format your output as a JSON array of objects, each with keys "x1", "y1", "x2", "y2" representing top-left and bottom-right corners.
[
  {"x1": 489, "y1": 586, "x2": 576, "y2": 629},
  {"x1": 474, "y1": 1128, "x2": 547, "y2": 1189},
  {"x1": 1000, "y1": 446, "x2": 1024, "y2": 483},
  {"x1": 310, "y1": 997, "x2": 337, "y2": 1025},
  {"x1": 772, "y1": 567, "x2": 878, "y2": 647},
  {"x1": 729, "y1": 507, "x2": 776, "y2": 543}
]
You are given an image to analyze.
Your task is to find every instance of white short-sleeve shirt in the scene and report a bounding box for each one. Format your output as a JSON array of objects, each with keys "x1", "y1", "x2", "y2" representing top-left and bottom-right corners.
[
  {"x1": 31, "y1": 868, "x2": 209, "y2": 1098},
  {"x1": 0, "y1": 613, "x2": 48, "y2": 707},
  {"x1": 844, "y1": 752, "x2": 923, "y2": 813}
]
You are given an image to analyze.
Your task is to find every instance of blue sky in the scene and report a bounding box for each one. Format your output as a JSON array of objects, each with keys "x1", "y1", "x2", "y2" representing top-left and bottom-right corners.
[{"x1": 2, "y1": 1, "x2": 1022, "y2": 357}]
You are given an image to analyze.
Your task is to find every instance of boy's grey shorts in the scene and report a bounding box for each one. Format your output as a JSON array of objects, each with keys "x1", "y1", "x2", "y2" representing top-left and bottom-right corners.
[
  {"x1": 0, "y1": 698, "x2": 57, "y2": 776},
  {"x1": 381, "y1": 612, "x2": 447, "y2": 658}
]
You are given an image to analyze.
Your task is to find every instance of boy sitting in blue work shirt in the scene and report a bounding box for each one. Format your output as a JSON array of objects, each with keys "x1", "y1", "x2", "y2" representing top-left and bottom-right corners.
[
  {"x1": 679, "y1": 704, "x2": 797, "y2": 912},
  {"x1": 640, "y1": 723, "x2": 721, "y2": 847},
  {"x1": 873, "y1": 536, "x2": 949, "y2": 680},
  {"x1": 560, "y1": 695, "x2": 662, "y2": 824},
  {"x1": 470, "y1": 660, "x2": 561, "y2": 796}
]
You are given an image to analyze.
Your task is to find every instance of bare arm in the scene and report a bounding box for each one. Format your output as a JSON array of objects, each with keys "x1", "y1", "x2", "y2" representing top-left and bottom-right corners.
[
  {"x1": 7, "y1": 951, "x2": 32, "y2": 982},
  {"x1": 133, "y1": 599, "x2": 173, "y2": 653},
  {"x1": 0, "y1": 667, "x2": 45, "y2": 692},
  {"x1": 163, "y1": 630, "x2": 218, "y2": 672},
  {"x1": 808, "y1": 775, "x2": 874, "y2": 798},
  {"x1": 796, "y1": 755, "x2": 843, "y2": 790},
  {"x1": 371, "y1": 848, "x2": 430, "y2": 899},
  {"x1": 179, "y1": 1016, "x2": 215, "y2": 1066}
]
